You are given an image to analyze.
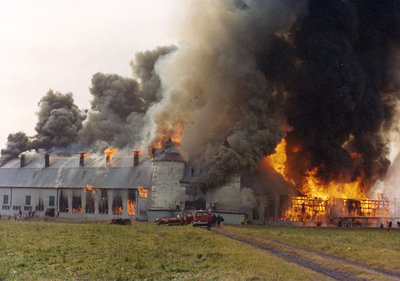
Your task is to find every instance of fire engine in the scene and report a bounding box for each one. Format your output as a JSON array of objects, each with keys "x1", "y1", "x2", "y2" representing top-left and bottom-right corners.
[{"x1": 192, "y1": 210, "x2": 213, "y2": 227}]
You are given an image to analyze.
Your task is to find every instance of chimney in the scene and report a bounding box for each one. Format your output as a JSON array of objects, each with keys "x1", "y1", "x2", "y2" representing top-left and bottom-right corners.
[
  {"x1": 133, "y1": 151, "x2": 140, "y2": 166},
  {"x1": 79, "y1": 153, "x2": 85, "y2": 167},
  {"x1": 45, "y1": 153, "x2": 50, "y2": 167},
  {"x1": 151, "y1": 147, "x2": 157, "y2": 158},
  {"x1": 20, "y1": 154, "x2": 25, "y2": 168},
  {"x1": 106, "y1": 155, "x2": 110, "y2": 166}
]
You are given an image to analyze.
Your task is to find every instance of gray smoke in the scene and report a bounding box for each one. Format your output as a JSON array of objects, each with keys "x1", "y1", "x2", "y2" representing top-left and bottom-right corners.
[
  {"x1": 131, "y1": 45, "x2": 177, "y2": 106},
  {"x1": 78, "y1": 46, "x2": 177, "y2": 151},
  {"x1": 31, "y1": 90, "x2": 86, "y2": 151},
  {"x1": 149, "y1": 1, "x2": 304, "y2": 187},
  {"x1": 78, "y1": 72, "x2": 144, "y2": 150},
  {"x1": 0, "y1": 132, "x2": 30, "y2": 163},
  {"x1": 5, "y1": 0, "x2": 399, "y2": 196}
]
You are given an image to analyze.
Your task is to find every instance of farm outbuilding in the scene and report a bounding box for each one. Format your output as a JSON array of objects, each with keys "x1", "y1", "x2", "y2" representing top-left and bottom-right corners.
[{"x1": 0, "y1": 139, "x2": 250, "y2": 224}]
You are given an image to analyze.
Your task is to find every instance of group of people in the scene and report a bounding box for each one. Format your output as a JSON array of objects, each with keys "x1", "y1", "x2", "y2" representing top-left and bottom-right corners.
[
  {"x1": 207, "y1": 214, "x2": 223, "y2": 230},
  {"x1": 379, "y1": 221, "x2": 400, "y2": 230},
  {"x1": 0, "y1": 210, "x2": 36, "y2": 221}
]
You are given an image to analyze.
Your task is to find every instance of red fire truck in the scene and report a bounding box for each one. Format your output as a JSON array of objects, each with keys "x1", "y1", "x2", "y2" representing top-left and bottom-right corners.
[
  {"x1": 155, "y1": 211, "x2": 193, "y2": 225},
  {"x1": 192, "y1": 210, "x2": 213, "y2": 227}
]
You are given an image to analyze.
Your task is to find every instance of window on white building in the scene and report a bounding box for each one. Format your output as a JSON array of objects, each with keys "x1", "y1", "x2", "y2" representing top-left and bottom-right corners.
[
  {"x1": 25, "y1": 195, "x2": 31, "y2": 206},
  {"x1": 49, "y1": 196, "x2": 55, "y2": 206},
  {"x1": 3, "y1": 195, "x2": 8, "y2": 205}
]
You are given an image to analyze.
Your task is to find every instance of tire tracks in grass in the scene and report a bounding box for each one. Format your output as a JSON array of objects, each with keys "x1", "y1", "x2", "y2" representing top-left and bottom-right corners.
[{"x1": 212, "y1": 229, "x2": 400, "y2": 281}]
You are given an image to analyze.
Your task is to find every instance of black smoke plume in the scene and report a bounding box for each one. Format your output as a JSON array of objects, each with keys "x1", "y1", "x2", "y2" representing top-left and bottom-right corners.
[
  {"x1": 1, "y1": 132, "x2": 30, "y2": 162},
  {"x1": 30, "y1": 90, "x2": 86, "y2": 151},
  {"x1": 3, "y1": 1, "x2": 400, "y2": 194},
  {"x1": 261, "y1": 0, "x2": 400, "y2": 187}
]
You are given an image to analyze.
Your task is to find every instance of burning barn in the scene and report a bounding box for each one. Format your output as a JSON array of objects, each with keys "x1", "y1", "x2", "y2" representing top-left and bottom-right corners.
[
  {"x1": 0, "y1": 139, "x2": 246, "y2": 223},
  {"x1": 0, "y1": 137, "x2": 394, "y2": 226},
  {"x1": 1, "y1": 1, "x2": 400, "y2": 226},
  {"x1": 0, "y1": 150, "x2": 152, "y2": 220}
]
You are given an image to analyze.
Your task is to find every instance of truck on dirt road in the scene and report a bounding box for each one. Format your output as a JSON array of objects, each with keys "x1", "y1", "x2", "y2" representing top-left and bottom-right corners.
[{"x1": 155, "y1": 211, "x2": 194, "y2": 225}]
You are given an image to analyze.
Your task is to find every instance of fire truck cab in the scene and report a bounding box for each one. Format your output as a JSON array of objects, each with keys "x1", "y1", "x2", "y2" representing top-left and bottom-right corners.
[{"x1": 192, "y1": 210, "x2": 213, "y2": 227}]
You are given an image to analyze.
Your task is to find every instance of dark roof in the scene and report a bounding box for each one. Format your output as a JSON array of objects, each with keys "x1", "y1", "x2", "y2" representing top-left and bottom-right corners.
[
  {"x1": 0, "y1": 155, "x2": 153, "y2": 189},
  {"x1": 153, "y1": 138, "x2": 184, "y2": 162}
]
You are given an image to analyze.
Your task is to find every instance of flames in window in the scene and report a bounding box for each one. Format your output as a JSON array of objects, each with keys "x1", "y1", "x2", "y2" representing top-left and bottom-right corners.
[{"x1": 138, "y1": 186, "x2": 148, "y2": 198}]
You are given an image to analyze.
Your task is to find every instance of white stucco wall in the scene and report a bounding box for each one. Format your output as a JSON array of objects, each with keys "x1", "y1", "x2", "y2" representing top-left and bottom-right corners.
[
  {"x1": 0, "y1": 187, "x2": 57, "y2": 216},
  {"x1": 150, "y1": 161, "x2": 185, "y2": 209}
]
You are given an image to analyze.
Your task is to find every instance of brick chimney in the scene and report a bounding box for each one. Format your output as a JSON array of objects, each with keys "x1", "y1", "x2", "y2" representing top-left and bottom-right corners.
[
  {"x1": 79, "y1": 153, "x2": 85, "y2": 167},
  {"x1": 133, "y1": 151, "x2": 140, "y2": 166},
  {"x1": 44, "y1": 153, "x2": 50, "y2": 167},
  {"x1": 20, "y1": 154, "x2": 25, "y2": 168}
]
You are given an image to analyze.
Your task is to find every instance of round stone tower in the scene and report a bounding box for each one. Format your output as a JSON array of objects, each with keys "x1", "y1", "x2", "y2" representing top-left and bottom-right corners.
[{"x1": 150, "y1": 138, "x2": 186, "y2": 211}]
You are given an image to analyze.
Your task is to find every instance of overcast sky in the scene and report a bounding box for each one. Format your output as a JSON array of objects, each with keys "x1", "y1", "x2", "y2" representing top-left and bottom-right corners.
[{"x1": 0, "y1": 0, "x2": 181, "y2": 149}]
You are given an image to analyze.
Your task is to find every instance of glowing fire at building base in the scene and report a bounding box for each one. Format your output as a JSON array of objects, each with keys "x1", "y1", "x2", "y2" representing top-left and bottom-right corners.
[
  {"x1": 281, "y1": 193, "x2": 389, "y2": 225},
  {"x1": 266, "y1": 139, "x2": 391, "y2": 226}
]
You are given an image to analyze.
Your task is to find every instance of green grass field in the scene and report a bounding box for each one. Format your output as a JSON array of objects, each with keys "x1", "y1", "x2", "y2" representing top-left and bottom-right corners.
[
  {"x1": 224, "y1": 224, "x2": 400, "y2": 274},
  {"x1": 0, "y1": 220, "x2": 326, "y2": 280}
]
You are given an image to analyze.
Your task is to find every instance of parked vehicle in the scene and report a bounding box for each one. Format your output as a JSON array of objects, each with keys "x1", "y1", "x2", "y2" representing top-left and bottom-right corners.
[
  {"x1": 111, "y1": 218, "x2": 131, "y2": 225},
  {"x1": 45, "y1": 208, "x2": 55, "y2": 217},
  {"x1": 192, "y1": 210, "x2": 213, "y2": 227},
  {"x1": 155, "y1": 211, "x2": 193, "y2": 225}
]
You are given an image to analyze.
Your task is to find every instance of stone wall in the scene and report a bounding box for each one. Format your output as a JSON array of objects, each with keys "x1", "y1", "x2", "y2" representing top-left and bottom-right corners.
[{"x1": 150, "y1": 161, "x2": 186, "y2": 210}]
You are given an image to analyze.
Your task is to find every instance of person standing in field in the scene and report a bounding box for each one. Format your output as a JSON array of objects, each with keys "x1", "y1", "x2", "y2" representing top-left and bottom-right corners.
[{"x1": 217, "y1": 214, "x2": 221, "y2": 228}]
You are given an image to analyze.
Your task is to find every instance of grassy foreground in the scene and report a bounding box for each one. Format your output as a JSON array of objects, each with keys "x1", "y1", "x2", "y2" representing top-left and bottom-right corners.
[
  {"x1": 225, "y1": 225, "x2": 400, "y2": 274},
  {"x1": 0, "y1": 220, "x2": 325, "y2": 280}
]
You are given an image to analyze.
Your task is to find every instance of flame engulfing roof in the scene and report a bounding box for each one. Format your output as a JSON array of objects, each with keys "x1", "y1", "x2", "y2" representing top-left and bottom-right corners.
[{"x1": 153, "y1": 138, "x2": 184, "y2": 162}]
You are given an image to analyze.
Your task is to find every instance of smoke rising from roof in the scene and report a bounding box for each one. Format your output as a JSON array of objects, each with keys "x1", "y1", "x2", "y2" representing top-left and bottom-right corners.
[
  {"x1": 0, "y1": 132, "x2": 30, "y2": 162},
  {"x1": 31, "y1": 90, "x2": 86, "y2": 151},
  {"x1": 148, "y1": 0, "x2": 305, "y2": 187},
  {"x1": 78, "y1": 46, "x2": 176, "y2": 151},
  {"x1": 2, "y1": 0, "x2": 400, "y2": 194}
]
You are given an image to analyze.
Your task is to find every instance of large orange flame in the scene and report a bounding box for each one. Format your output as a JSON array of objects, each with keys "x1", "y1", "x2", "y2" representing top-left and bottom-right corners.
[
  {"x1": 149, "y1": 121, "x2": 184, "y2": 155},
  {"x1": 104, "y1": 147, "x2": 119, "y2": 164},
  {"x1": 264, "y1": 138, "x2": 388, "y2": 222},
  {"x1": 265, "y1": 139, "x2": 368, "y2": 200}
]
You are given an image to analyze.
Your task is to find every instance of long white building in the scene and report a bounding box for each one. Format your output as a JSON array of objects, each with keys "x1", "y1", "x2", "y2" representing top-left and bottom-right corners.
[{"x1": 0, "y1": 139, "x2": 295, "y2": 224}]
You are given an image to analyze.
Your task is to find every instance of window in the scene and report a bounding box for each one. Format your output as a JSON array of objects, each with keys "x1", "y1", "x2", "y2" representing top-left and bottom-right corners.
[
  {"x1": 13, "y1": 206, "x2": 21, "y2": 210},
  {"x1": 25, "y1": 195, "x2": 31, "y2": 206},
  {"x1": 24, "y1": 206, "x2": 32, "y2": 211},
  {"x1": 49, "y1": 196, "x2": 55, "y2": 206},
  {"x1": 3, "y1": 195, "x2": 8, "y2": 205},
  {"x1": 2, "y1": 205, "x2": 10, "y2": 210}
]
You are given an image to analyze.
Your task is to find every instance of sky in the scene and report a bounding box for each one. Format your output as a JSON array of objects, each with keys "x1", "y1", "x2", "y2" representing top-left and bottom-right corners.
[{"x1": 0, "y1": 0, "x2": 181, "y2": 149}]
